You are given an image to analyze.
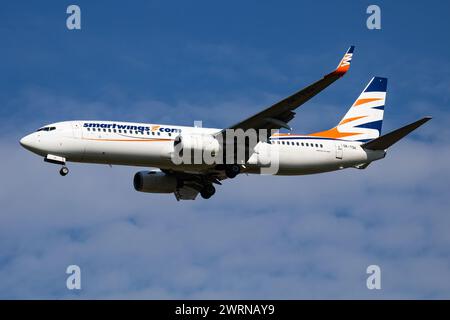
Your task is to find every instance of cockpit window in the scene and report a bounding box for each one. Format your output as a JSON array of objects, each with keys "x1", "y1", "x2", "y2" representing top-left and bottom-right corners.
[{"x1": 36, "y1": 126, "x2": 56, "y2": 132}]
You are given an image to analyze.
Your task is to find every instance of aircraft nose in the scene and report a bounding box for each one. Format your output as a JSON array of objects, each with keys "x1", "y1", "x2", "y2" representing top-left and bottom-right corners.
[
  {"x1": 20, "y1": 135, "x2": 30, "y2": 148},
  {"x1": 19, "y1": 134, "x2": 36, "y2": 151}
]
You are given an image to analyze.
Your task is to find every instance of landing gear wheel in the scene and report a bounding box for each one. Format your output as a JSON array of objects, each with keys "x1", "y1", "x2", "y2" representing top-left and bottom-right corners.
[
  {"x1": 59, "y1": 166, "x2": 69, "y2": 176},
  {"x1": 200, "y1": 184, "x2": 216, "y2": 199},
  {"x1": 225, "y1": 164, "x2": 240, "y2": 179}
]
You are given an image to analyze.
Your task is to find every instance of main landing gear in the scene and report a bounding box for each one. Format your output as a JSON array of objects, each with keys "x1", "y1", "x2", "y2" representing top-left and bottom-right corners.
[
  {"x1": 200, "y1": 184, "x2": 216, "y2": 199},
  {"x1": 225, "y1": 164, "x2": 240, "y2": 179},
  {"x1": 59, "y1": 166, "x2": 69, "y2": 176}
]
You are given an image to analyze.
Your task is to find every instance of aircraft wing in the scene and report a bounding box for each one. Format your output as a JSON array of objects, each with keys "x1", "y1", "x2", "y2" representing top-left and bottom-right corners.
[
  {"x1": 224, "y1": 46, "x2": 355, "y2": 132},
  {"x1": 171, "y1": 47, "x2": 356, "y2": 200}
]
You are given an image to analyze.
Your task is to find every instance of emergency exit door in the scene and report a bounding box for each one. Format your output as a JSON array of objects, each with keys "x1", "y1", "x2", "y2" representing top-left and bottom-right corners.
[{"x1": 335, "y1": 143, "x2": 343, "y2": 159}]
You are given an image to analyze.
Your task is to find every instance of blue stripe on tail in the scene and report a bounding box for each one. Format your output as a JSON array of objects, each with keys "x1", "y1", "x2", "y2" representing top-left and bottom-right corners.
[
  {"x1": 355, "y1": 120, "x2": 383, "y2": 134},
  {"x1": 365, "y1": 77, "x2": 388, "y2": 92}
]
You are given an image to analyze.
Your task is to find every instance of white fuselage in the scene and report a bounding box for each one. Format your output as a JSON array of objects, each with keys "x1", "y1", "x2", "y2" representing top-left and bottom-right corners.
[{"x1": 19, "y1": 120, "x2": 386, "y2": 175}]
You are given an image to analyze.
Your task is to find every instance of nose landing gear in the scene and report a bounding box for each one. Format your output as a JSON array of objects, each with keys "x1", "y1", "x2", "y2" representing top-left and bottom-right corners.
[
  {"x1": 44, "y1": 154, "x2": 69, "y2": 176},
  {"x1": 59, "y1": 166, "x2": 69, "y2": 176}
]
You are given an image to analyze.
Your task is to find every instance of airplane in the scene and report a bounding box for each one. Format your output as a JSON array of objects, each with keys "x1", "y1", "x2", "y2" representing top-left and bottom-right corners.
[{"x1": 19, "y1": 46, "x2": 431, "y2": 200}]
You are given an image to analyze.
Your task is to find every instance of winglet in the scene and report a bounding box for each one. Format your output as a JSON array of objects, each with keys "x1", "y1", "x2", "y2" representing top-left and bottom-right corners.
[{"x1": 334, "y1": 46, "x2": 355, "y2": 76}]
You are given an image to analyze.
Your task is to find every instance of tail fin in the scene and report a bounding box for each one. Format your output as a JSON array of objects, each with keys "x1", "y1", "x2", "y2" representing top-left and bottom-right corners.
[
  {"x1": 309, "y1": 77, "x2": 387, "y2": 142},
  {"x1": 337, "y1": 77, "x2": 387, "y2": 141},
  {"x1": 362, "y1": 117, "x2": 431, "y2": 150}
]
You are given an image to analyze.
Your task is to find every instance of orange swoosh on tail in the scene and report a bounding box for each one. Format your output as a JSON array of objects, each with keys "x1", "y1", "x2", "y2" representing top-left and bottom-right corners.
[
  {"x1": 307, "y1": 127, "x2": 360, "y2": 139},
  {"x1": 339, "y1": 116, "x2": 367, "y2": 125},
  {"x1": 353, "y1": 98, "x2": 382, "y2": 106}
]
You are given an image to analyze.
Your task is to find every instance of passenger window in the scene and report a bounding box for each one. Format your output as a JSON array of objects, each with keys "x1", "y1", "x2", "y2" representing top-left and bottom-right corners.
[
  {"x1": 296, "y1": 142, "x2": 299, "y2": 146},
  {"x1": 301, "y1": 142, "x2": 304, "y2": 146},
  {"x1": 315, "y1": 143, "x2": 318, "y2": 147},
  {"x1": 113, "y1": 129, "x2": 117, "y2": 133},
  {"x1": 119, "y1": 130, "x2": 122, "y2": 133},
  {"x1": 157, "y1": 132, "x2": 161, "y2": 136},
  {"x1": 306, "y1": 143, "x2": 309, "y2": 146},
  {"x1": 87, "y1": 128, "x2": 90, "y2": 131},
  {"x1": 103, "y1": 129, "x2": 106, "y2": 132},
  {"x1": 168, "y1": 133, "x2": 172, "y2": 137},
  {"x1": 320, "y1": 144, "x2": 323, "y2": 148},
  {"x1": 152, "y1": 132, "x2": 155, "y2": 135}
]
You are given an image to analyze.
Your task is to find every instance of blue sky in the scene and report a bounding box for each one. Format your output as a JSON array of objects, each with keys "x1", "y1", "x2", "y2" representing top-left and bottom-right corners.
[{"x1": 0, "y1": 1, "x2": 449, "y2": 298}]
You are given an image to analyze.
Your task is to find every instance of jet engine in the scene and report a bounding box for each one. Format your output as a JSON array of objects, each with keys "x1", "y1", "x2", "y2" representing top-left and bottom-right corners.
[{"x1": 133, "y1": 170, "x2": 178, "y2": 193}]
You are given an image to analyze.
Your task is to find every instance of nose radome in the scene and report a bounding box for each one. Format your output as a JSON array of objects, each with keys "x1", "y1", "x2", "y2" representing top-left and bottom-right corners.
[
  {"x1": 19, "y1": 134, "x2": 36, "y2": 152},
  {"x1": 20, "y1": 135, "x2": 31, "y2": 148}
]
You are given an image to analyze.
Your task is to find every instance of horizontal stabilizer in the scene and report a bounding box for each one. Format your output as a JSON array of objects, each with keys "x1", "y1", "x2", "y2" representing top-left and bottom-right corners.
[{"x1": 362, "y1": 116, "x2": 431, "y2": 150}]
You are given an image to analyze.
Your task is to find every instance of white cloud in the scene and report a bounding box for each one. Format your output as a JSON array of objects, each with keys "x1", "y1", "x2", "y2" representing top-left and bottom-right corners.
[{"x1": 1, "y1": 130, "x2": 449, "y2": 298}]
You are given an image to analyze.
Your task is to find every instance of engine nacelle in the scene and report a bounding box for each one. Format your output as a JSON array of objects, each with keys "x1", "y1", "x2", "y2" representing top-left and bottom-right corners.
[
  {"x1": 133, "y1": 170, "x2": 178, "y2": 193},
  {"x1": 173, "y1": 133, "x2": 220, "y2": 164}
]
